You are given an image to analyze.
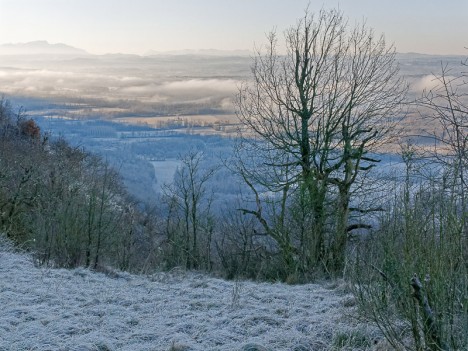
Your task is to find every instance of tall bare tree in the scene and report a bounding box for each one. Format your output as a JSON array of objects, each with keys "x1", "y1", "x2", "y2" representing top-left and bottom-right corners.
[{"x1": 236, "y1": 8, "x2": 407, "y2": 274}]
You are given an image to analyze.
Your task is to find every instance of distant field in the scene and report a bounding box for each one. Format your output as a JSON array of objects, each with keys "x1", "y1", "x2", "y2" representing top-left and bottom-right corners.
[
  {"x1": 115, "y1": 114, "x2": 240, "y2": 137},
  {"x1": 116, "y1": 114, "x2": 238, "y2": 126}
]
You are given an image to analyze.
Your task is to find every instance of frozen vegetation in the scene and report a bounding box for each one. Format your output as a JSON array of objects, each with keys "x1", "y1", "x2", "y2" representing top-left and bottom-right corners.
[{"x1": 0, "y1": 242, "x2": 379, "y2": 351}]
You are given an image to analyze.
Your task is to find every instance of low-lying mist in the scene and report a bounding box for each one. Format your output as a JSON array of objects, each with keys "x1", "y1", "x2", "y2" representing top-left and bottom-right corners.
[
  {"x1": 1, "y1": 51, "x2": 466, "y2": 130},
  {"x1": 0, "y1": 54, "x2": 251, "y2": 119}
]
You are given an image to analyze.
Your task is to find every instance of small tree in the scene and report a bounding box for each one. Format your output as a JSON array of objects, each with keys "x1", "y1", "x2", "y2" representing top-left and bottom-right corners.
[{"x1": 163, "y1": 151, "x2": 217, "y2": 270}]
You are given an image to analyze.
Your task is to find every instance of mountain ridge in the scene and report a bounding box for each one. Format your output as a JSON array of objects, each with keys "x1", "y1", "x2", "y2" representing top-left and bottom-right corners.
[
  {"x1": 0, "y1": 40, "x2": 465, "y2": 59},
  {"x1": 0, "y1": 40, "x2": 90, "y2": 56}
]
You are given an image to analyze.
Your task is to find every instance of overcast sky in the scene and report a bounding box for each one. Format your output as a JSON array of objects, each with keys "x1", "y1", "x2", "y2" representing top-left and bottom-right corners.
[{"x1": 0, "y1": 0, "x2": 466, "y2": 55}]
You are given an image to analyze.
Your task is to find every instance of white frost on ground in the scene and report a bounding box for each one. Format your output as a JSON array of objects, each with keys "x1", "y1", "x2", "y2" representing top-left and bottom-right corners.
[{"x1": 0, "y1": 245, "x2": 375, "y2": 351}]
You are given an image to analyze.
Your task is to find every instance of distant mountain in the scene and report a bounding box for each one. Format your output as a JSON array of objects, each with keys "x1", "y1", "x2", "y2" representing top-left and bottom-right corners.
[
  {"x1": 144, "y1": 48, "x2": 251, "y2": 57},
  {"x1": 396, "y1": 52, "x2": 467, "y2": 60},
  {"x1": 0, "y1": 41, "x2": 90, "y2": 56}
]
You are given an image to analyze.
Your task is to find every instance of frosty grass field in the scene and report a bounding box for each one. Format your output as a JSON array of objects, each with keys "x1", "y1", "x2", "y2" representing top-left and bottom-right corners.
[{"x1": 0, "y1": 242, "x2": 380, "y2": 351}]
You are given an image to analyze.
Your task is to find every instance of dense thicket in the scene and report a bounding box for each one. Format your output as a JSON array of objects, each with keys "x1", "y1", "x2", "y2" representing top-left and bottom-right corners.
[
  {"x1": 0, "y1": 98, "x2": 155, "y2": 270},
  {"x1": 350, "y1": 63, "x2": 468, "y2": 350}
]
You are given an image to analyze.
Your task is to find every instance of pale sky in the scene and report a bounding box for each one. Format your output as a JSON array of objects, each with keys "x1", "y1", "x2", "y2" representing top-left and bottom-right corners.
[{"x1": 0, "y1": 0, "x2": 467, "y2": 55}]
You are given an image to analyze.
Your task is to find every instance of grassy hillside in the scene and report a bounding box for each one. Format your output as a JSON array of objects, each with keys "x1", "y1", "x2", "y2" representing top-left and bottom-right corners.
[{"x1": 0, "y1": 240, "x2": 381, "y2": 351}]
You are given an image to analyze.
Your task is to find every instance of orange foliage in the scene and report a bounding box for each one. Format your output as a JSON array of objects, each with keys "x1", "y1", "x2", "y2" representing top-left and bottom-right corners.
[{"x1": 19, "y1": 119, "x2": 41, "y2": 140}]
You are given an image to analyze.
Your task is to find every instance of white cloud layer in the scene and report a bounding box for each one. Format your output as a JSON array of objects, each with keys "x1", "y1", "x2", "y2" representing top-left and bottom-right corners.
[{"x1": 0, "y1": 67, "x2": 240, "y2": 111}]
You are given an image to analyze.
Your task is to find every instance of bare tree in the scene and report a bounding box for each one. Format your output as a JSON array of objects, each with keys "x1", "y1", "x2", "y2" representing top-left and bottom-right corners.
[
  {"x1": 163, "y1": 151, "x2": 218, "y2": 270},
  {"x1": 236, "y1": 8, "x2": 407, "y2": 274}
]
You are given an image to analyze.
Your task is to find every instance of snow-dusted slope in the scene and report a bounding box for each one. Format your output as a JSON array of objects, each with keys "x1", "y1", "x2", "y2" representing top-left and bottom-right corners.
[{"x1": 0, "y1": 245, "x2": 373, "y2": 351}]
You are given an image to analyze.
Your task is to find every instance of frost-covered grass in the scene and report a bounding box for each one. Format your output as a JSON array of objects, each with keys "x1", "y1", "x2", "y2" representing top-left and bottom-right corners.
[{"x1": 0, "y1": 244, "x2": 379, "y2": 351}]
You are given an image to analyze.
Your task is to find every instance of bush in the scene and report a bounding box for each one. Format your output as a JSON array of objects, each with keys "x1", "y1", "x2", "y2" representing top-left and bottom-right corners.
[{"x1": 350, "y1": 178, "x2": 468, "y2": 350}]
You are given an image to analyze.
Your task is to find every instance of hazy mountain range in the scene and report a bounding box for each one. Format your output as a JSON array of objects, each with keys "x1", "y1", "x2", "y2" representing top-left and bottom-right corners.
[
  {"x1": 4, "y1": 40, "x2": 464, "y2": 59},
  {"x1": 0, "y1": 40, "x2": 90, "y2": 56},
  {"x1": 0, "y1": 41, "x2": 251, "y2": 57}
]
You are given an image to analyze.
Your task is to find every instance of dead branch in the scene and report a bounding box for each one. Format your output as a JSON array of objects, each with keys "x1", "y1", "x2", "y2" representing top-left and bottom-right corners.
[{"x1": 410, "y1": 274, "x2": 449, "y2": 351}]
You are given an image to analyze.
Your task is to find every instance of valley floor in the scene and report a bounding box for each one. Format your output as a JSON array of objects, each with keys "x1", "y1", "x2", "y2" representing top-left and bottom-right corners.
[{"x1": 0, "y1": 244, "x2": 378, "y2": 351}]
